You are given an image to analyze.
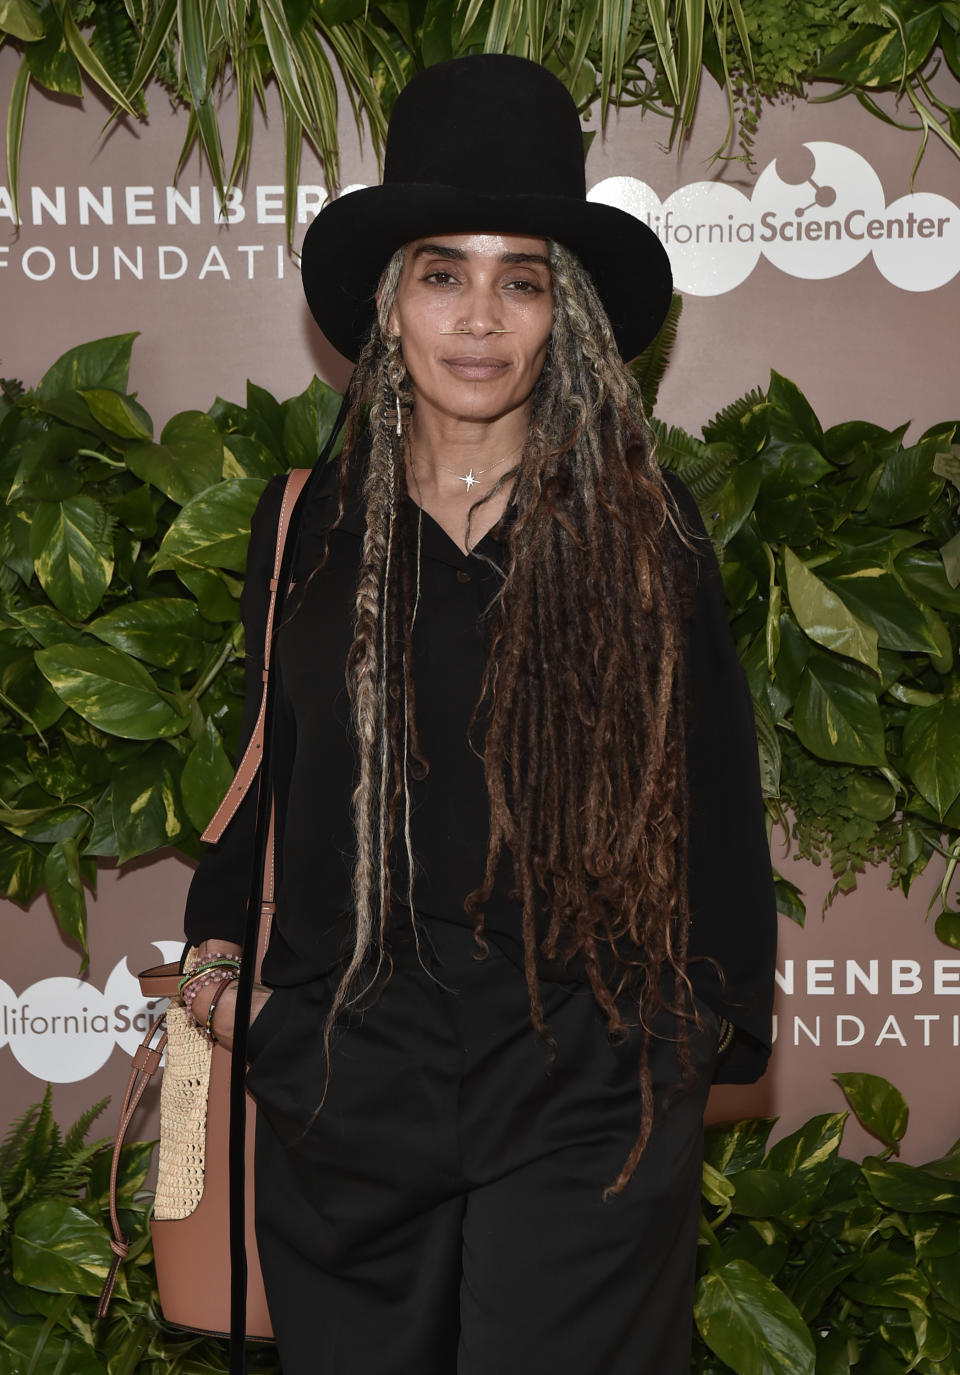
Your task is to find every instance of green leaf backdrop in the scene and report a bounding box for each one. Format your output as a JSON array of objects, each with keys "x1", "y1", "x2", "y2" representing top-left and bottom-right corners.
[
  {"x1": 1, "y1": 11, "x2": 959, "y2": 1367},
  {"x1": 5, "y1": 1073, "x2": 960, "y2": 1373},
  {"x1": 0, "y1": 333, "x2": 957, "y2": 960},
  {"x1": 2, "y1": 0, "x2": 960, "y2": 232}
]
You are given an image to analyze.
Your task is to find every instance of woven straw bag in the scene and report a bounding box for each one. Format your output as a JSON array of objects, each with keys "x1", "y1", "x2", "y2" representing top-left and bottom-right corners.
[
  {"x1": 154, "y1": 1002, "x2": 211, "y2": 1222},
  {"x1": 97, "y1": 469, "x2": 311, "y2": 1343}
]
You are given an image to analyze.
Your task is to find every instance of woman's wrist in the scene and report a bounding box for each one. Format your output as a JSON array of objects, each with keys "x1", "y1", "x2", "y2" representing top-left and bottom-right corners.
[
  {"x1": 186, "y1": 978, "x2": 272, "y2": 1051},
  {"x1": 194, "y1": 938, "x2": 243, "y2": 961}
]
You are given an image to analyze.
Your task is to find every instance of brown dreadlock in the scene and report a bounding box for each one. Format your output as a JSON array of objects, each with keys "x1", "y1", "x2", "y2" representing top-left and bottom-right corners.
[{"x1": 301, "y1": 240, "x2": 701, "y2": 1198}]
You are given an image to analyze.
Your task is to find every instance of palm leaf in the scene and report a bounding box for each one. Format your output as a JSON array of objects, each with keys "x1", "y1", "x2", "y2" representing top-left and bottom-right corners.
[
  {"x1": 354, "y1": 15, "x2": 408, "y2": 112},
  {"x1": 227, "y1": 43, "x2": 255, "y2": 189},
  {"x1": 567, "y1": 0, "x2": 600, "y2": 87},
  {"x1": 704, "y1": 0, "x2": 737, "y2": 155},
  {"x1": 480, "y1": 0, "x2": 523, "y2": 54},
  {"x1": 524, "y1": 0, "x2": 550, "y2": 64},
  {"x1": 725, "y1": 0, "x2": 754, "y2": 80},
  {"x1": 678, "y1": 0, "x2": 706, "y2": 132},
  {"x1": 645, "y1": 0, "x2": 681, "y2": 103},
  {"x1": 598, "y1": 0, "x2": 632, "y2": 121},
  {"x1": 4, "y1": 57, "x2": 30, "y2": 226},
  {"x1": 454, "y1": 0, "x2": 487, "y2": 48},
  {"x1": 300, "y1": 23, "x2": 347, "y2": 179},
  {"x1": 121, "y1": 0, "x2": 177, "y2": 105},
  {"x1": 259, "y1": 1, "x2": 313, "y2": 129},
  {"x1": 60, "y1": 1, "x2": 140, "y2": 117},
  {"x1": 281, "y1": 90, "x2": 303, "y2": 245},
  {"x1": 174, "y1": 105, "x2": 200, "y2": 182},
  {"x1": 175, "y1": 0, "x2": 226, "y2": 194},
  {"x1": 213, "y1": 0, "x2": 243, "y2": 50}
]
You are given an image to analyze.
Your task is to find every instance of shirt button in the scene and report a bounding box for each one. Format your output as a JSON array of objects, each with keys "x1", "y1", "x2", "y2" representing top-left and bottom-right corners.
[{"x1": 456, "y1": 570, "x2": 471, "y2": 583}]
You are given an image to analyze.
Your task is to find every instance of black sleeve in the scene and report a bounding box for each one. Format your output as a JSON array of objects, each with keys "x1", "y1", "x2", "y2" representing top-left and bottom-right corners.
[
  {"x1": 183, "y1": 475, "x2": 288, "y2": 948},
  {"x1": 662, "y1": 469, "x2": 779, "y2": 1084}
]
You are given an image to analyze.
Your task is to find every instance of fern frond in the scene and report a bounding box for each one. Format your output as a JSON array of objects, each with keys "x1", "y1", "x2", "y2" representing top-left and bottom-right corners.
[
  {"x1": 630, "y1": 292, "x2": 683, "y2": 416},
  {"x1": 0, "y1": 1094, "x2": 47, "y2": 1183},
  {"x1": 23, "y1": 1090, "x2": 60, "y2": 1182},
  {"x1": 90, "y1": 2, "x2": 148, "y2": 117},
  {"x1": 62, "y1": 1096, "x2": 110, "y2": 1159},
  {"x1": 702, "y1": 386, "x2": 768, "y2": 446},
  {"x1": 651, "y1": 421, "x2": 739, "y2": 503},
  {"x1": 43, "y1": 1137, "x2": 111, "y2": 1198}
]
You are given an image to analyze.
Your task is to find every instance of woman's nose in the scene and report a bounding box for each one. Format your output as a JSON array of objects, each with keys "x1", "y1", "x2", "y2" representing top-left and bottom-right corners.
[{"x1": 457, "y1": 285, "x2": 509, "y2": 335}]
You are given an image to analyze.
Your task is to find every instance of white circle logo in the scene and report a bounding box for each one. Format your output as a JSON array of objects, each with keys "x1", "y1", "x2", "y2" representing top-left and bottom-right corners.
[
  {"x1": 1, "y1": 941, "x2": 182, "y2": 1082},
  {"x1": 589, "y1": 142, "x2": 958, "y2": 295}
]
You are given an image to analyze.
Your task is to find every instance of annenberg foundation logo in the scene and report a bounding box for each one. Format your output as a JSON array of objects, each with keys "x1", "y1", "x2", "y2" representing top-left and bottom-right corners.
[
  {"x1": 588, "y1": 141, "x2": 959, "y2": 295},
  {"x1": 0, "y1": 941, "x2": 181, "y2": 1082}
]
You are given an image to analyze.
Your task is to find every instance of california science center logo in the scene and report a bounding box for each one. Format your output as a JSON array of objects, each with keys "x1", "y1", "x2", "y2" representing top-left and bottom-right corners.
[
  {"x1": 588, "y1": 141, "x2": 959, "y2": 295},
  {"x1": 0, "y1": 941, "x2": 181, "y2": 1082}
]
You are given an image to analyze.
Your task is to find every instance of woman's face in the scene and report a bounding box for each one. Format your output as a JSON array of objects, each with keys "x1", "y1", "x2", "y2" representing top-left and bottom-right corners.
[{"x1": 386, "y1": 232, "x2": 554, "y2": 427}]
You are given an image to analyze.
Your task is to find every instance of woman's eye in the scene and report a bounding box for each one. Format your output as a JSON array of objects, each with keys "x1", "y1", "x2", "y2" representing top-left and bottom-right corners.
[
  {"x1": 424, "y1": 270, "x2": 458, "y2": 286},
  {"x1": 506, "y1": 278, "x2": 543, "y2": 293}
]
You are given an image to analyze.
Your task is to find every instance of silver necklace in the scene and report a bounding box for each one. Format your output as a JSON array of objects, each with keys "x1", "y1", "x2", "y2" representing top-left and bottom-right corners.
[{"x1": 418, "y1": 451, "x2": 517, "y2": 492}]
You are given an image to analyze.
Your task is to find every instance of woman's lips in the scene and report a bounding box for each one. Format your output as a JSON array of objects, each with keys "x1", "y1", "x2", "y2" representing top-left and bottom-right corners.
[{"x1": 442, "y1": 356, "x2": 509, "y2": 381}]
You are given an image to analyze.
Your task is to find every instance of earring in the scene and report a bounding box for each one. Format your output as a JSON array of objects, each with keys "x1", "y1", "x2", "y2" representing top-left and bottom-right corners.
[{"x1": 395, "y1": 394, "x2": 403, "y2": 438}]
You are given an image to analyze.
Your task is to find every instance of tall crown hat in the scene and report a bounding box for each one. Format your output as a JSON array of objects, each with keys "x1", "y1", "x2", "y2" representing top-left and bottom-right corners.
[{"x1": 299, "y1": 54, "x2": 673, "y2": 363}]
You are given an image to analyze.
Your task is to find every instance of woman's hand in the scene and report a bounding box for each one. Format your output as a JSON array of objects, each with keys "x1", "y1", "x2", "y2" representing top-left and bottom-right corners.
[
  {"x1": 186, "y1": 940, "x2": 272, "y2": 1055},
  {"x1": 191, "y1": 981, "x2": 273, "y2": 1054}
]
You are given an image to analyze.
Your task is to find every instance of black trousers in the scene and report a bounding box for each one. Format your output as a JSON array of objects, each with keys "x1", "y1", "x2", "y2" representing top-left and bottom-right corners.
[{"x1": 246, "y1": 920, "x2": 719, "y2": 1374}]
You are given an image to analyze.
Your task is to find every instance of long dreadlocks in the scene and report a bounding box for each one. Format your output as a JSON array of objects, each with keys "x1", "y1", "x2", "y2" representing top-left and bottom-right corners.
[{"x1": 301, "y1": 240, "x2": 700, "y2": 1198}]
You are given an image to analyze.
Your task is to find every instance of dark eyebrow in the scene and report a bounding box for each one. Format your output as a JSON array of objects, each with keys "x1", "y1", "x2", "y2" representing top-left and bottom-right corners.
[
  {"x1": 501, "y1": 252, "x2": 551, "y2": 268},
  {"x1": 410, "y1": 244, "x2": 550, "y2": 269},
  {"x1": 411, "y1": 244, "x2": 468, "y2": 262}
]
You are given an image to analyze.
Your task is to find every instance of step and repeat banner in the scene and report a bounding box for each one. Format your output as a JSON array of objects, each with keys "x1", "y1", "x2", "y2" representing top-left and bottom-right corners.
[{"x1": 1, "y1": 48, "x2": 959, "y2": 1162}]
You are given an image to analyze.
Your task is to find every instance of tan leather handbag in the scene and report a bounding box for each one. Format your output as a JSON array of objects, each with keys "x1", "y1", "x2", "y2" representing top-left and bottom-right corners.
[{"x1": 97, "y1": 467, "x2": 311, "y2": 1343}]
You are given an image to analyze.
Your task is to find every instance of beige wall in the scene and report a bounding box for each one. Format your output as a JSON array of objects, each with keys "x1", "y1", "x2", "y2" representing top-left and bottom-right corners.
[{"x1": 2, "y1": 50, "x2": 959, "y2": 1159}]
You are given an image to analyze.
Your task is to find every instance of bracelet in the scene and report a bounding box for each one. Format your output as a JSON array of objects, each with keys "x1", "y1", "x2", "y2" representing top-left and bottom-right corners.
[
  {"x1": 178, "y1": 956, "x2": 240, "y2": 999},
  {"x1": 181, "y1": 969, "x2": 236, "y2": 1012},
  {"x1": 182, "y1": 967, "x2": 237, "y2": 1017},
  {"x1": 183, "y1": 948, "x2": 241, "y2": 973},
  {"x1": 203, "y1": 977, "x2": 238, "y2": 1044},
  {"x1": 716, "y1": 1017, "x2": 735, "y2": 1056}
]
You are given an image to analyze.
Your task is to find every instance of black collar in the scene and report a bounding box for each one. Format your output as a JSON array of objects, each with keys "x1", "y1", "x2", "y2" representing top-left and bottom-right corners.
[{"x1": 308, "y1": 446, "x2": 516, "y2": 572}]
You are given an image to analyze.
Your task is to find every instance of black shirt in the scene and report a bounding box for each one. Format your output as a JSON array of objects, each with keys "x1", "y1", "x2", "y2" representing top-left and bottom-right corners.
[{"x1": 184, "y1": 452, "x2": 778, "y2": 1083}]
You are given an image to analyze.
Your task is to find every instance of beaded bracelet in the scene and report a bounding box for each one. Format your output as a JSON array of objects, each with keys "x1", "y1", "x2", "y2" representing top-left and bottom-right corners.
[
  {"x1": 182, "y1": 966, "x2": 238, "y2": 1016},
  {"x1": 716, "y1": 1017, "x2": 735, "y2": 1056},
  {"x1": 185, "y1": 947, "x2": 241, "y2": 970},
  {"x1": 178, "y1": 955, "x2": 240, "y2": 1000},
  {"x1": 178, "y1": 962, "x2": 239, "y2": 995},
  {"x1": 202, "y1": 977, "x2": 238, "y2": 1044}
]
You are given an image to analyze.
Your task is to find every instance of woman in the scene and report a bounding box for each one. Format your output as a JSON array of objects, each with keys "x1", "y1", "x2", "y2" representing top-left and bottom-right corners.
[{"x1": 183, "y1": 54, "x2": 777, "y2": 1375}]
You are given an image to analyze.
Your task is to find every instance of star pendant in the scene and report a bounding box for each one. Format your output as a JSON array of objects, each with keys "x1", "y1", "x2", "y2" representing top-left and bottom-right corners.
[{"x1": 459, "y1": 469, "x2": 479, "y2": 490}]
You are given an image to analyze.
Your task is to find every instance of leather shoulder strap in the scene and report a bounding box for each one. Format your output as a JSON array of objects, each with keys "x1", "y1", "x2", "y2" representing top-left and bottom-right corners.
[
  {"x1": 201, "y1": 468, "x2": 311, "y2": 844},
  {"x1": 95, "y1": 1016, "x2": 167, "y2": 1318}
]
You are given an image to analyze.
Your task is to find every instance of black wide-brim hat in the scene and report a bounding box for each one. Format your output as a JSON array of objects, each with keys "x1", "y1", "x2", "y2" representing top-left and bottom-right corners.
[{"x1": 300, "y1": 54, "x2": 673, "y2": 363}]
